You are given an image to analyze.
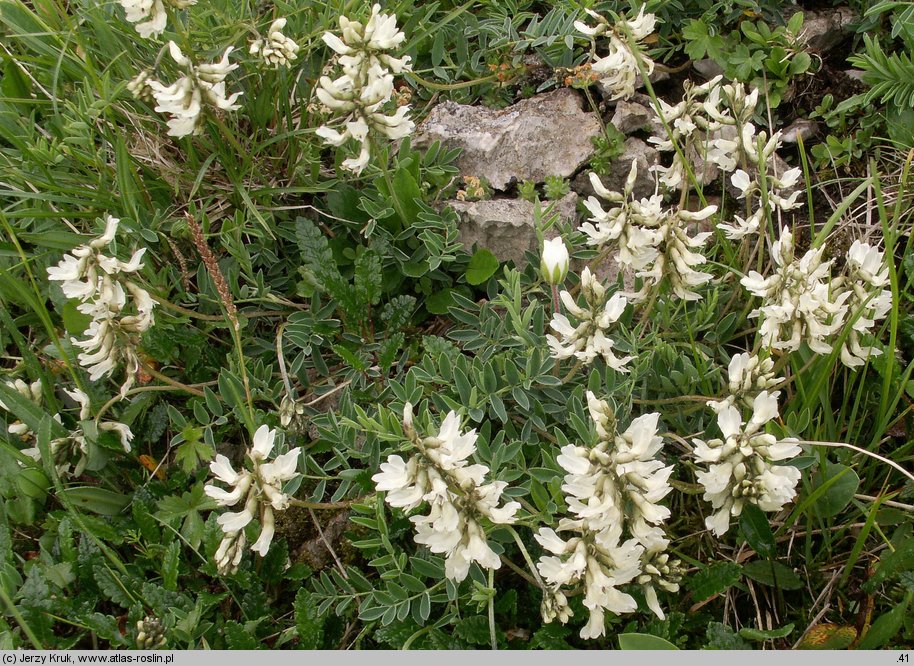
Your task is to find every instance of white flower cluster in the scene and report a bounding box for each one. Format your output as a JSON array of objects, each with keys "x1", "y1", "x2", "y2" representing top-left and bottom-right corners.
[
  {"x1": 18, "y1": 387, "x2": 133, "y2": 477},
  {"x1": 742, "y1": 227, "x2": 847, "y2": 355},
  {"x1": 650, "y1": 77, "x2": 728, "y2": 191},
  {"x1": 835, "y1": 241, "x2": 893, "y2": 367},
  {"x1": 535, "y1": 393, "x2": 679, "y2": 637},
  {"x1": 693, "y1": 391, "x2": 801, "y2": 536},
  {"x1": 117, "y1": 0, "x2": 195, "y2": 39},
  {"x1": 546, "y1": 267, "x2": 632, "y2": 370},
  {"x1": 205, "y1": 425, "x2": 301, "y2": 574},
  {"x1": 575, "y1": 7, "x2": 656, "y2": 101},
  {"x1": 581, "y1": 162, "x2": 715, "y2": 302},
  {"x1": 719, "y1": 166, "x2": 802, "y2": 239},
  {"x1": 0, "y1": 379, "x2": 42, "y2": 438},
  {"x1": 134, "y1": 42, "x2": 242, "y2": 139},
  {"x1": 250, "y1": 18, "x2": 299, "y2": 68},
  {"x1": 707, "y1": 352, "x2": 783, "y2": 414},
  {"x1": 47, "y1": 216, "x2": 155, "y2": 397},
  {"x1": 372, "y1": 404, "x2": 520, "y2": 582},
  {"x1": 316, "y1": 4, "x2": 414, "y2": 174}
]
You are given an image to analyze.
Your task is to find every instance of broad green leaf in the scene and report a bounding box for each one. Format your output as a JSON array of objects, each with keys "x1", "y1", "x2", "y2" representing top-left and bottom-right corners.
[
  {"x1": 739, "y1": 504, "x2": 775, "y2": 559},
  {"x1": 741, "y1": 560, "x2": 804, "y2": 590},
  {"x1": 858, "y1": 594, "x2": 911, "y2": 649},
  {"x1": 618, "y1": 633, "x2": 678, "y2": 650},
  {"x1": 466, "y1": 249, "x2": 499, "y2": 285},
  {"x1": 58, "y1": 487, "x2": 130, "y2": 516},
  {"x1": 811, "y1": 462, "x2": 859, "y2": 518}
]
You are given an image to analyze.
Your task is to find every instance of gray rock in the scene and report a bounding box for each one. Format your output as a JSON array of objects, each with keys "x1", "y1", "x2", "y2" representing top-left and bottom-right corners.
[
  {"x1": 414, "y1": 89, "x2": 601, "y2": 191},
  {"x1": 572, "y1": 137, "x2": 659, "y2": 200},
  {"x1": 780, "y1": 119, "x2": 819, "y2": 144},
  {"x1": 610, "y1": 100, "x2": 653, "y2": 134},
  {"x1": 694, "y1": 58, "x2": 725, "y2": 81},
  {"x1": 448, "y1": 193, "x2": 579, "y2": 267},
  {"x1": 795, "y1": 7, "x2": 858, "y2": 53}
]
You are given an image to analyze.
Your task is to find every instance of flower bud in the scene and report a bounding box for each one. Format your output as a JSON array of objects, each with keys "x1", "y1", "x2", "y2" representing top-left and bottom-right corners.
[{"x1": 540, "y1": 237, "x2": 569, "y2": 285}]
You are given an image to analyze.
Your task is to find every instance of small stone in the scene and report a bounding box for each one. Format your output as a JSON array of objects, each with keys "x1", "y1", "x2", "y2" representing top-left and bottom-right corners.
[
  {"x1": 413, "y1": 89, "x2": 601, "y2": 191},
  {"x1": 795, "y1": 7, "x2": 858, "y2": 53},
  {"x1": 448, "y1": 193, "x2": 579, "y2": 267},
  {"x1": 572, "y1": 137, "x2": 659, "y2": 200},
  {"x1": 610, "y1": 100, "x2": 653, "y2": 134},
  {"x1": 694, "y1": 58, "x2": 725, "y2": 81},
  {"x1": 780, "y1": 119, "x2": 819, "y2": 144}
]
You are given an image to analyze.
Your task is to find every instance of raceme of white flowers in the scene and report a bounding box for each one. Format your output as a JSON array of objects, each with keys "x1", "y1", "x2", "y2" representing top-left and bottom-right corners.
[
  {"x1": 546, "y1": 267, "x2": 632, "y2": 370},
  {"x1": 580, "y1": 161, "x2": 715, "y2": 302},
  {"x1": 316, "y1": 5, "x2": 415, "y2": 174},
  {"x1": 707, "y1": 352, "x2": 783, "y2": 414},
  {"x1": 205, "y1": 425, "x2": 301, "y2": 574},
  {"x1": 372, "y1": 403, "x2": 520, "y2": 582},
  {"x1": 693, "y1": 390, "x2": 801, "y2": 536},
  {"x1": 835, "y1": 240, "x2": 893, "y2": 367},
  {"x1": 47, "y1": 216, "x2": 156, "y2": 398},
  {"x1": 535, "y1": 393, "x2": 680, "y2": 637},
  {"x1": 117, "y1": 0, "x2": 195, "y2": 39},
  {"x1": 250, "y1": 18, "x2": 300, "y2": 68},
  {"x1": 575, "y1": 7, "x2": 656, "y2": 101},
  {"x1": 14, "y1": 387, "x2": 134, "y2": 477},
  {"x1": 139, "y1": 42, "x2": 242, "y2": 138},
  {"x1": 742, "y1": 226, "x2": 845, "y2": 355}
]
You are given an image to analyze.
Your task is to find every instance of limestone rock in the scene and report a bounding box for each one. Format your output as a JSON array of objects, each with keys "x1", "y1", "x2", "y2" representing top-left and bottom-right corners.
[
  {"x1": 795, "y1": 7, "x2": 858, "y2": 53},
  {"x1": 572, "y1": 137, "x2": 659, "y2": 200},
  {"x1": 448, "y1": 193, "x2": 579, "y2": 267},
  {"x1": 610, "y1": 100, "x2": 653, "y2": 135},
  {"x1": 413, "y1": 89, "x2": 601, "y2": 191}
]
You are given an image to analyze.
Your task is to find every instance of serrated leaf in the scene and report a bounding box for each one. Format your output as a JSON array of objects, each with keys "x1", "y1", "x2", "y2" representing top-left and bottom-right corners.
[
  {"x1": 161, "y1": 541, "x2": 180, "y2": 591},
  {"x1": 705, "y1": 622, "x2": 751, "y2": 649},
  {"x1": 687, "y1": 562, "x2": 741, "y2": 602},
  {"x1": 93, "y1": 565, "x2": 134, "y2": 608},
  {"x1": 223, "y1": 620, "x2": 259, "y2": 649},
  {"x1": 454, "y1": 616, "x2": 491, "y2": 645},
  {"x1": 294, "y1": 588, "x2": 325, "y2": 649}
]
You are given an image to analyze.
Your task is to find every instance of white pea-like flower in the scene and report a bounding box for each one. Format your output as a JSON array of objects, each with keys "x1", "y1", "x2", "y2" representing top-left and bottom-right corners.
[
  {"x1": 541, "y1": 237, "x2": 570, "y2": 285},
  {"x1": 145, "y1": 42, "x2": 242, "y2": 139},
  {"x1": 205, "y1": 425, "x2": 301, "y2": 573},
  {"x1": 575, "y1": 7, "x2": 657, "y2": 101},
  {"x1": 546, "y1": 267, "x2": 633, "y2": 370},
  {"x1": 20, "y1": 387, "x2": 133, "y2": 476},
  {"x1": 316, "y1": 4, "x2": 414, "y2": 174},
  {"x1": 372, "y1": 404, "x2": 519, "y2": 582},
  {"x1": 741, "y1": 226, "x2": 848, "y2": 354},
  {"x1": 250, "y1": 18, "x2": 300, "y2": 68},
  {"x1": 707, "y1": 352, "x2": 783, "y2": 413},
  {"x1": 535, "y1": 520, "x2": 643, "y2": 639},
  {"x1": 693, "y1": 391, "x2": 801, "y2": 536},
  {"x1": 47, "y1": 216, "x2": 155, "y2": 397},
  {"x1": 117, "y1": 0, "x2": 196, "y2": 39},
  {"x1": 835, "y1": 241, "x2": 893, "y2": 367}
]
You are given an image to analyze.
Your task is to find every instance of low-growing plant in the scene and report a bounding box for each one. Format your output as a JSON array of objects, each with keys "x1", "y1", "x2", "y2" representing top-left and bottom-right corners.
[{"x1": 0, "y1": 0, "x2": 912, "y2": 653}]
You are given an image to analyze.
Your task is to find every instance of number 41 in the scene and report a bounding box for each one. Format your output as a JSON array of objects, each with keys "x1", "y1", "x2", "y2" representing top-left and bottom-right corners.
[{"x1": 899, "y1": 655, "x2": 909, "y2": 663}]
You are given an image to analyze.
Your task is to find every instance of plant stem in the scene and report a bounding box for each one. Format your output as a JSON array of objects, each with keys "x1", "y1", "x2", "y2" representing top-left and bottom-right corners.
[{"x1": 487, "y1": 567, "x2": 497, "y2": 651}]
